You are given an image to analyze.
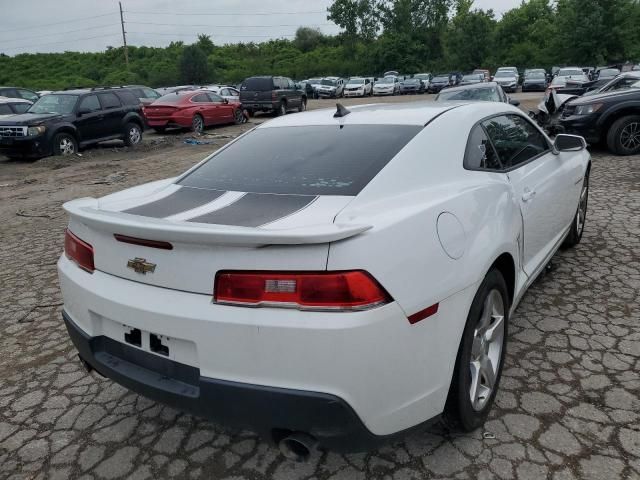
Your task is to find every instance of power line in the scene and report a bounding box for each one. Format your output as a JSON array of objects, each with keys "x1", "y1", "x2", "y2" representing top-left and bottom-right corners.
[
  {"x1": 124, "y1": 10, "x2": 326, "y2": 16},
  {"x1": 2, "y1": 33, "x2": 122, "y2": 52},
  {"x1": 1, "y1": 12, "x2": 117, "y2": 33},
  {"x1": 127, "y1": 31, "x2": 296, "y2": 38},
  {"x1": 0, "y1": 24, "x2": 117, "y2": 44},
  {"x1": 126, "y1": 21, "x2": 332, "y2": 28}
]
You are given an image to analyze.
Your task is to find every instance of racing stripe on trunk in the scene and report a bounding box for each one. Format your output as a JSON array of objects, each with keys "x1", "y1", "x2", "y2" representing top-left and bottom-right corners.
[
  {"x1": 123, "y1": 187, "x2": 226, "y2": 218},
  {"x1": 187, "y1": 193, "x2": 317, "y2": 227}
]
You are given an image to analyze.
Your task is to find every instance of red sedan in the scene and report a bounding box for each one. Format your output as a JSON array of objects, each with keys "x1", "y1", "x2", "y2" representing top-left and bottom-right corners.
[{"x1": 144, "y1": 90, "x2": 244, "y2": 133}]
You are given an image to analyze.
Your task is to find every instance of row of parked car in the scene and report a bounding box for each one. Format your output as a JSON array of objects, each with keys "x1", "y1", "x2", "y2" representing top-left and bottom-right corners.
[{"x1": 2, "y1": 62, "x2": 640, "y2": 159}]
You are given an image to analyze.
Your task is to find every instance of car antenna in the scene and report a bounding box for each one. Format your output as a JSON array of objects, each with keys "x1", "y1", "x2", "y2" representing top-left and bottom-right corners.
[{"x1": 334, "y1": 103, "x2": 351, "y2": 118}]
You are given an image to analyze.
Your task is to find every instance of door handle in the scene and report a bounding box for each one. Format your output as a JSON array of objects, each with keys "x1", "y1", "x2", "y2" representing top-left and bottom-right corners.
[{"x1": 522, "y1": 189, "x2": 537, "y2": 202}]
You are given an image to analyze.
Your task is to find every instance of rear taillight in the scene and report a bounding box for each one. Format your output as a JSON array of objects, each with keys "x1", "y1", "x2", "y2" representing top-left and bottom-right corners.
[
  {"x1": 64, "y1": 229, "x2": 94, "y2": 273},
  {"x1": 214, "y1": 271, "x2": 391, "y2": 311}
]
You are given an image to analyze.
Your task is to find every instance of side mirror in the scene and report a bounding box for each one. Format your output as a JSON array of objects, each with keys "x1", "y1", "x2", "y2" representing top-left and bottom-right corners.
[
  {"x1": 554, "y1": 134, "x2": 587, "y2": 152},
  {"x1": 223, "y1": 98, "x2": 229, "y2": 104},
  {"x1": 77, "y1": 108, "x2": 91, "y2": 116},
  {"x1": 509, "y1": 98, "x2": 521, "y2": 106}
]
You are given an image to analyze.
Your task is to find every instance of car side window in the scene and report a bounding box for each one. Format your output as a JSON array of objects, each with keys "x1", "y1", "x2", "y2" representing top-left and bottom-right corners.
[
  {"x1": 12, "y1": 103, "x2": 31, "y2": 113},
  {"x1": 0, "y1": 104, "x2": 12, "y2": 114},
  {"x1": 464, "y1": 124, "x2": 502, "y2": 170},
  {"x1": 219, "y1": 88, "x2": 230, "y2": 96},
  {"x1": 192, "y1": 93, "x2": 210, "y2": 103},
  {"x1": 206, "y1": 93, "x2": 224, "y2": 103},
  {"x1": 144, "y1": 88, "x2": 160, "y2": 99},
  {"x1": 482, "y1": 114, "x2": 550, "y2": 169},
  {"x1": 229, "y1": 88, "x2": 239, "y2": 95},
  {"x1": 18, "y1": 89, "x2": 38, "y2": 102},
  {"x1": 99, "y1": 93, "x2": 120, "y2": 109},
  {"x1": 78, "y1": 94, "x2": 101, "y2": 112}
]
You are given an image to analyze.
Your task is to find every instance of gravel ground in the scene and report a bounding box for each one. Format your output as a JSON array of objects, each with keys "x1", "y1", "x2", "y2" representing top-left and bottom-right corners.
[{"x1": 0, "y1": 93, "x2": 639, "y2": 479}]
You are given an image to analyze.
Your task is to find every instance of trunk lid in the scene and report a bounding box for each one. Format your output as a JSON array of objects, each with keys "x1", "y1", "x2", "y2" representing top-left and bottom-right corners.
[{"x1": 65, "y1": 184, "x2": 363, "y2": 295}]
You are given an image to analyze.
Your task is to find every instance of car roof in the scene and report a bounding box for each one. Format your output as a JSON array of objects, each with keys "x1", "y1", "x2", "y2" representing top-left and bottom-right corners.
[
  {"x1": 0, "y1": 96, "x2": 32, "y2": 104},
  {"x1": 259, "y1": 101, "x2": 521, "y2": 128},
  {"x1": 441, "y1": 82, "x2": 500, "y2": 93}
]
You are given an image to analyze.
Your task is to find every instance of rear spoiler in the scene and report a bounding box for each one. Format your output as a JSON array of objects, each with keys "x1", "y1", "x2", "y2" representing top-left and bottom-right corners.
[{"x1": 64, "y1": 198, "x2": 371, "y2": 246}]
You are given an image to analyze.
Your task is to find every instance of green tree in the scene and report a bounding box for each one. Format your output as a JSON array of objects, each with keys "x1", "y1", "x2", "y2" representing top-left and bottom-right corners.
[
  {"x1": 294, "y1": 27, "x2": 325, "y2": 53},
  {"x1": 444, "y1": 1, "x2": 496, "y2": 70},
  {"x1": 179, "y1": 44, "x2": 209, "y2": 84}
]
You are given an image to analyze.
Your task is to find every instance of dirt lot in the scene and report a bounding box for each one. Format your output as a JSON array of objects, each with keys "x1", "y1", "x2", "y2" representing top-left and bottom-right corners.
[{"x1": 0, "y1": 93, "x2": 639, "y2": 479}]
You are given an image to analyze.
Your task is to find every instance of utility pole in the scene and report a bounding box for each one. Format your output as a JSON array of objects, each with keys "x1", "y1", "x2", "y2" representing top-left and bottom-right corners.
[{"x1": 119, "y1": 2, "x2": 129, "y2": 66}]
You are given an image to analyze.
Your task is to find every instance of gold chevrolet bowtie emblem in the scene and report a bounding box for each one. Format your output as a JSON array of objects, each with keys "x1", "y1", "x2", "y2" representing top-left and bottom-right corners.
[{"x1": 127, "y1": 257, "x2": 156, "y2": 274}]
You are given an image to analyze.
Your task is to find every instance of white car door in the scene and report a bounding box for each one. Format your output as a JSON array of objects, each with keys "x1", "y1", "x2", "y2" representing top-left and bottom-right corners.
[{"x1": 482, "y1": 114, "x2": 573, "y2": 276}]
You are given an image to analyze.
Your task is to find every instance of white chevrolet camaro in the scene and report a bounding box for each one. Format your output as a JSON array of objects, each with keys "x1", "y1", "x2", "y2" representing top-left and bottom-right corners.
[{"x1": 58, "y1": 101, "x2": 590, "y2": 458}]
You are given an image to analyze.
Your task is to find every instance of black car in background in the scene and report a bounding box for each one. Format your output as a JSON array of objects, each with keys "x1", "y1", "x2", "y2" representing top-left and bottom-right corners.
[
  {"x1": 522, "y1": 71, "x2": 548, "y2": 91},
  {"x1": 0, "y1": 97, "x2": 32, "y2": 115},
  {"x1": 428, "y1": 74, "x2": 452, "y2": 93},
  {"x1": 0, "y1": 87, "x2": 39, "y2": 102},
  {"x1": 559, "y1": 87, "x2": 640, "y2": 155},
  {"x1": 239, "y1": 76, "x2": 306, "y2": 116},
  {"x1": 0, "y1": 87, "x2": 145, "y2": 159}
]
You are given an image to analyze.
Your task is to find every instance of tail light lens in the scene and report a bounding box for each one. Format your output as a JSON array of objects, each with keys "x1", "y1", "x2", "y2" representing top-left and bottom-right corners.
[
  {"x1": 64, "y1": 229, "x2": 94, "y2": 273},
  {"x1": 214, "y1": 271, "x2": 391, "y2": 311}
]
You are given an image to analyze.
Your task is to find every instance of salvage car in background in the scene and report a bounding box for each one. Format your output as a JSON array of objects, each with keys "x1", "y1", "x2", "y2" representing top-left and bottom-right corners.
[
  {"x1": 435, "y1": 82, "x2": 519, "y2": 105},
  {"x1": 0, "y1": 86, "x2": 39, "y2": 102},
  {"x1": 399, "y1": 78, "x2": 425, "y2": 94},
  {"x1": 239, "y1": 76, "x2": 306, "y2": 116},
  {"x1": 144, "y1": 90, "x2": 244, "y2": 134},
  {"x1": 125, "y1": 85, "x2": 162, "y2": 106},
  {"x1": 0, "y1": 88, "x2": 144, "y2": 159},
  {"x1": 0, "y1": 97, "x2": 32, "y2": 116},
  {"x1": 522, "y1": 71, "x2": 548, "y2": 92},
  {"x1": 372, "y1": 76, "x2": 400, "y2": 96},
  {"x1": 493, "y1": 70, "x2": 519, "y2": 93},
  {"x1": 316, "y1": 77, "x2": 345, "y2": 98},
  {"x1": 58, "y1": 101, "x2": 590, "y2": 457},
  {"x1": 460, "y1": 74, "x2": 485, "y2": 86},
  {"x1": 428, "y1": 74, "x2": 452, "y2": 93},
  {"x1": 202, "y1": 85, "x2": 240, "y2": 103},
  {"x1": 343, "y1": 77, "x2": 372, "y2": 97}
]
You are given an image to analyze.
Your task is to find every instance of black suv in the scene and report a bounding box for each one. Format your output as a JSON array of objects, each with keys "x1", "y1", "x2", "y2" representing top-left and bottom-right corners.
[
  {"x1": 0, "y1": 87, "x2": 144, "y2": 159},
  {"x1": 558, "y1": 88, "x2": 640, "y2": 155},
  {"x1": 0, "y1": 87, "x2": 39, "y2": 103},
  {"x1": 239, "y1": 76, "x2": 306, "y2": 116}
]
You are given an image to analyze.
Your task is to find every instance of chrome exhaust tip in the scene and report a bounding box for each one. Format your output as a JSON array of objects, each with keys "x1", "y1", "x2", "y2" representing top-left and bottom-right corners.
[{"x1": 278, "y1": 432, "x2": 317, "y2": 462}]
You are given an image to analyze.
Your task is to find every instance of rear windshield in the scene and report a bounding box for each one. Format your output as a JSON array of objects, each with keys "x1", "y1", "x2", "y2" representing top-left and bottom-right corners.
[
  {"x1": 241, "y1": 77, "x2": 273, "y2": 91},
  {"x1": 179, "y1": 125, "x2": 422, "y2": 195},
  {"x1": 156, "y1": 92, "x2": 191, "y2": 103}
]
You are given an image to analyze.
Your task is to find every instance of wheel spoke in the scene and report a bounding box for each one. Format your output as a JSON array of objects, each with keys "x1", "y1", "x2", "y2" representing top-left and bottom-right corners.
[
  {"x1": 478, "y1": 294, "x2": 494, "y2": 333},
  {"x1": 479, "y1": 354, "x2": 496, "y2": 389},
  {"x1": 485, "y1": 314, "x2": 504, "y2": 343},
  {"x1": 469, "y1": 360, "x2": 482, "y2": 407},
  {"x1": 471, "y1": 336, "x2": 483, "y2": 358}
]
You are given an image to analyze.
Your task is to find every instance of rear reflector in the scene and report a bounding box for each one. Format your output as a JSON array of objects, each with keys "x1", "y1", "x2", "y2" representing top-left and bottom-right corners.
[
  {"x1": 114, "y1": 234, "x2": 173, "y2": 250},
  {"x1": 407, "y1": 303, "x2": 439, "y2": 324},
  {"x1": 214, "y1": 270, "x2": 391, "y2": 311},
  {"x1": 64, "y1": 229, "x2": 95, "y2": 273}
]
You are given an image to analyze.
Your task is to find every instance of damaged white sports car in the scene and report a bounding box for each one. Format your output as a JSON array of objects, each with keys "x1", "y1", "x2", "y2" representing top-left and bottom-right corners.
[{"x1": 58, "y1": 101, "x2": 590, "y2": 457}]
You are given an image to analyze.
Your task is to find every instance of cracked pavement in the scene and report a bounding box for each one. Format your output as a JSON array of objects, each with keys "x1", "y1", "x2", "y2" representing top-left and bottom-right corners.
[{"x1": 0, "y1": 98, "x2": 639, "y2": 479}]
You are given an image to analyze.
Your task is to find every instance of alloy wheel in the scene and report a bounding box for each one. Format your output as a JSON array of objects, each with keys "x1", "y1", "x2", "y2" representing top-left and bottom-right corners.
[
  {"x1": 620, "y1": 122, "x2": 640, "y2": 151},
  {"x1": 129, "y1": 126, "x2": 141, "y2": 144},
  {"x1": 469, "y1": 289, "x2": 505, "y2": 411},
  {"x1": 59, "y1": 137, "x2": 75, "y2": 155},
  {"x1": 192, "y1": 116, "x2": 203, "y2": 133},
  {"x1": 576, "y1": 176, "x2": 589, "y2": 236}
]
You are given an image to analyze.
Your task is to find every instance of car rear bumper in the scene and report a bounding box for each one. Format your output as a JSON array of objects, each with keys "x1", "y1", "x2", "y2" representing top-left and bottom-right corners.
[
  {"x1": 240, "y1": 101, "x2": 277, "y2": 112},
  {"x1": 0, "y1": 135, "x2": 50, "y2": 157},
  {"x1": 58, "y1": 254, "x2": 460, "y2": 447},
  {"x1": 64, "y1": 310, "x2": 420, "y2": 452}
]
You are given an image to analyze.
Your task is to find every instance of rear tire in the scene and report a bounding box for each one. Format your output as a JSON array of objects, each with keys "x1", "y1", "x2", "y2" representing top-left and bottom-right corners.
[
  {"x1": 277, "y1": 102, "x2": 287, "y2": 116},
  {"x1": 606, "y1": 115, "x2": 640, "y2": 155},
  {"x1": 52, "y1": 132, "x2": 78, "y2": 156},
  {"x1": 443, "y1": 269, "x2": 509, "y2": 432},
  {"x1": 563, "y1": 169, "x2": 589, "y2": 248},
  {"x1": 123, "y1": 122, "x2": 142, "y2": 147},
  {"x1": 233, "y1": 108, "x2": 244, "y2": 125},
  {"x1": 191, "y1": 114, "x2": 204, "y2": 134}
]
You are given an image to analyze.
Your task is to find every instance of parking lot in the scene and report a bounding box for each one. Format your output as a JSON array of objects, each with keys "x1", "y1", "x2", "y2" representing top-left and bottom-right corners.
[{"x1": 0, "y1": 92, "x2": 639, "y2": 480}]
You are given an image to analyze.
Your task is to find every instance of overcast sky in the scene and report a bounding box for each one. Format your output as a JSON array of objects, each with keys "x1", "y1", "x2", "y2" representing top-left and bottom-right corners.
[{"x1": 1, "y1": 0, "x2": 519, "y2": 55}]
